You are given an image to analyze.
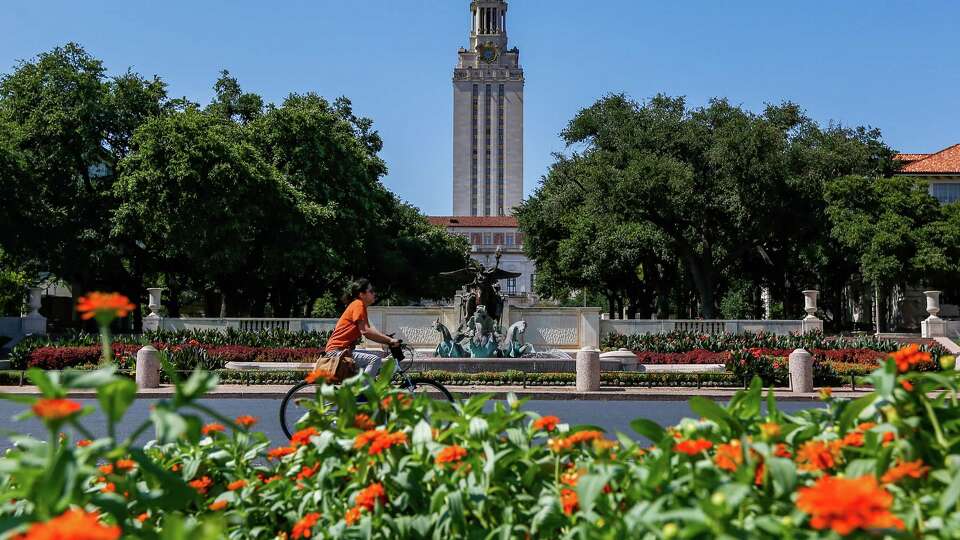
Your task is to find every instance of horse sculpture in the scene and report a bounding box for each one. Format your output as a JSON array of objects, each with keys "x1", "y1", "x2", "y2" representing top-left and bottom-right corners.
[
  {"x1": 432, "y1": 319, "x2": 468, "y2": 358},
  {"x1": 501, "y1": 320, "x2": 535, "y2": 358},
  {"x1": 466, "y1": 305, "x2": 499, "y2": 358}
]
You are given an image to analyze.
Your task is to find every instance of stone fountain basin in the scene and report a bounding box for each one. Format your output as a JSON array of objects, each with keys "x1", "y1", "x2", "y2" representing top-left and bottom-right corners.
[{"x1": 223, "y1": 359, "x2": 725, "y2": 373}]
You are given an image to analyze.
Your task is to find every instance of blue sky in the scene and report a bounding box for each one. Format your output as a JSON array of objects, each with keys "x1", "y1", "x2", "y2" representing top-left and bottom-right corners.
[{"x1": 4, "y1": 1, "x2": 959, "y2": 215}]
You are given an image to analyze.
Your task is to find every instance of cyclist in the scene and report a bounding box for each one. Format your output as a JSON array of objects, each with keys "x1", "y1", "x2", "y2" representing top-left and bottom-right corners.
[{"x1": 324, "y1": 279, "x2": 400, "y2": 377}]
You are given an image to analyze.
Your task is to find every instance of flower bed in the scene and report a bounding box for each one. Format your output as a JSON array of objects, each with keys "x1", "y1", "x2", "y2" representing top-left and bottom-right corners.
[{"x1": 1, "y1": 345, "x2": 958, "y2": 538}]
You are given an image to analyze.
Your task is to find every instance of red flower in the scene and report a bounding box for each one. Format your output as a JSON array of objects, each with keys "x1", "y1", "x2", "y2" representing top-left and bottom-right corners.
[
  {"x1": 891, "y1": 344, "x2": 931, "y2": 373},
  {"x1": 674, "y1": 439, "x2": 713, "y2": 456},
  {"x1": 202, "y1": 423, "x2": 225, "y2": 436},
  {"x1": 227, "y1": 479, "x2": 247, "y2": 491},
  {"x1": 297, "y1": 464, "x2": 319, "y2": 481},
  {"x1": 16, "y1": 509, "x2": 120, "y2": 539},
  {"x1": 533, "y1": 416, "x2": 560, "y2": 432},
  {"x1": 291, "y1": 427, "x2": 318, "y2": 448},
  {"x1": 32, "y1": 399, "x2": 82, "y2": 421},
  {"x1": 267, "y1": 446, "x2": 296, "y2": 460},
  {"x1": 76, "y1": 439, "x2": 92, "y2": 447},
  {"x1": 76, "y1": 292, "x2": 135, "y2": 322},
  {"x1": 797, "y1": 475, "x2": 904, "y2": 534},
  {"x1": 355, "y1": 482, "x2": 387, "y2": 511},
  {"x1": 436, "y1": 445, "x2": 468, "y2": 466},
  {"x1": 560, "y1": 488, "x2": 579, "y2": 515},
  {"x1": 291, "y1": 512, "x2": 322, "y2": 539},
  {"x1": 189, "y1": 476, "x2": 212, "y2": 495},
  {"x1": 882, "y1": 459, "x2": 930, "y2": 484},
  {"x1": 900, "y1": 379, "x2": 914, "y2": 392},
  {"x1": 236, "y1": 415, "x2": 258, "y2": 428}
]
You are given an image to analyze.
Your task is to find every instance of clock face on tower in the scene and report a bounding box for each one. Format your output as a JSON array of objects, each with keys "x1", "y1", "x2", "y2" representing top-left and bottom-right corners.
[{"x1": 478, "y1": 43, "x2": 499, "y2": 64}]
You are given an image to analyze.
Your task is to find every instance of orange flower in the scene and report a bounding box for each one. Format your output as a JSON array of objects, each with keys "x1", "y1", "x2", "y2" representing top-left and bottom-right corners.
[
  {"x1": 17, "y1": 509, "x2": 121, "y2": 539},
  {"x1": 891, "y1": 344, "x2": 930, "y2": 373},
  {"x1": 548, "y1": 437, "x2": 571, "y2": 453},
  {"x1": 882, "y1": 432, "x2": 896, "y2": 444},
  {"x1": 796, "y1": 440, "x2": 842, "y2": 472},
  {"x1": 100, "y1": 482, "x2": 116, "y2": 494},
  {"x1": 208, "y1": 500, "x2": 228, "y2": 511},
  {"x1": 857, "y1": 422, "x2": 877, "y2": 431},
  {"x1": 76, "y1": 292, "x2": 135, "y2": 322},
  {"x1": 115, "y1": 459, "x2": 136, "y2": 471},
  {"x1": 171, "y1": 463, "x2": 180, "y2": 472},
  {"x1": 819, "y1": 387, "x2": 833, "y2": 400},
  {"x1": 76, "y1": 439, "x2": 92, "y2": 448},
  {"x1": 560, "y1": 469, "x2": 582, "y2": 487},
  {"x1": 236, "y1": 415, "x2": 258, "y2": 428},
  {"x1": 797, "y1": 475, "x2": 904, "y2": 534},
  {"x1": 345, "y1": 506, "x2": 362, "y2": 525},
  {"x1": 32, "y1": 399, "x2": 82, "y2": 421},
  {"x1": 560, "y1": 488, "x2": 579, "y2": 515},
  {"x1": 900, "y1": 380, "x2": 914, "y2": 392},
  {"x1": 882, "y1": 459, "x2": 930, "y2": 484},
  {"x1": 842, "y1": 431, "x2": 864, "y2": 448},
  {"x1": 202, "y1": 423, "x2": 225, "y2": 436},
  {"x1": 355, "y1": 482, "x2": 387, "y2": 511},
  {"x1": 436, "y1": 445, "x2": 468, "y2": 466},
  {"x1": 297, "y1": 464, "x2": 319, "y2": 481},
  {"x1": 566, "y1": 431, "x2": 604, "y2": 445},
  {"x1": 227, "y1": 479, "x2": 247, "y2": 491},
  {"x1": 354, "y1": 414, "x2": 376, "y2": 430},
  {"x1": 189, "y1": 476, "x2": 212, "y2": 495},
  {"x1": 714, "y1": 440, "x2": 744, "y2": 472},
  {"x1": 774, "y1": 443, "x2": 792, "y2": 458},
  {"x1": 305, "y1": 369, "x2": 334, "y2": 384},
  {"x1": 354, "y1": 429, "x2": 388, "y2": 449},
  {"x1": 368, "y1": 432, "x2": 407, "y2": 456},
  {"x1": 291, "y1": 427, "x2": 318, "y2": 448},
  {"x1": 533, "y1": 416, "x2": 560, "y2": 432},
  {"x1": 98, "y1": 464, "x2": 114, "y2": 475},
  {"x1": 136, "y1": 512, "x2": 149, "y2": 523},
  {"x1": 291, "y1": 512, "x2": 322, "y2": 539},
  {"x1": 674, "y1": 439, "x2": 713, "y2": 456},
  {"x1": 267, "y1": 446, "x2": 296, "y2": 460}
]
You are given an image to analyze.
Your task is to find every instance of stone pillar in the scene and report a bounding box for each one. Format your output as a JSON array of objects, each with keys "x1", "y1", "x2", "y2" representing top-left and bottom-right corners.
[
  {"x1": 576, "y1": 347, "x2": 600, "y2": 392},
  {"x1": 135, "y1": 345, "x2": 161, "y2": 388},
  {"x1": 21, "y1": 286, "x2": 47, "y2": 335},
  {"x1": 921, "y1": 290, "x2": 946, "y2": 338},
  {"x1": 788, "y1": 348, "x2": 814, "y2": 393},
  {"x1": 801, "y1": 290, "x2": 823, "y2": 334}
]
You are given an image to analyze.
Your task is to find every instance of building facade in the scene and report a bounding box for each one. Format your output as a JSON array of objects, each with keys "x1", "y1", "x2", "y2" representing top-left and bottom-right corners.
[
  {"x1": 428, "y1": 216, "x2": 536, "y2": 298},
  {"x1": 895, "y1": 144, "x2": 960, "y2": 204},
  {"x1": 452, "y1": 0, "x2": 524, "y2": 217}
]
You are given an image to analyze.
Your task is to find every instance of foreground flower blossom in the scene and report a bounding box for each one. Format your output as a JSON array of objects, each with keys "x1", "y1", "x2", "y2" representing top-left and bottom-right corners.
[
  {"x1": 533, "y1": 415, "x2": 560, "y2": 432},
  {"x1": 355, "y1": 482, "x2": 387, "y2": 511},
  {"x1": 345, "y1": 506, "x2": 362, "y2": 525},
  {"x1": 227, "y1": 479, "x2": 247, "y2": 491},
  {"x1": 267, "y1": 446, "x2": 297, "y2": 460},
  {"x1": 797, "y1": 475, "x2": 904, "y2": 534},
  {"x1": 115, "y1": 459, "x2": 136, "y2": 471},
  {"x1": 305, "y1": 369, "x2": 334, "y2": 384},
  {"x1": 354, "y1": 413, "x2": 376, "y2": 430},
  {"x1": 236, "y1": 415, "x2": 258, "y2": 428},
  {"x1": 202, "y1": 423, "x2": 225, "y2": 436},
  {"x1": 32, "y1": 399, "x2": 82, "y2": 421},
  {"x1": 290, "y1": 427, "x2": 318, "y2": 448},
  {"x1": 891, "y1": 344, "x2": 931, "y2": 373},
  {"x1": 76, "y1": 292, "x2": 136, "y2": 322},
  {"x1": 796, "y1": 440, "x2": 842, "y2": 472},
  {"x1": 354, "y1": 429, "x2": 407, "y2": 456},
  {"x1": 15, "y1": 509, "x2": 121, "y2": 539},
  {"x1": 436, "y1": 445, "x2": 468, "y2": 466},
  {"x1": 881, "y1": 459, "x2": 931, "y2": 484},
  {"x1": 560, "y1": 488, "x2": 579, "y2": 515},
  {"x1": 209, "y1": 500, "x2": 228, "y2": 511},
  {"x1": 714, "y1": 440, "x2": 744, "y2": 472},
  {"x1": 675, "y1": 438, "x2": 713, "y2": 456},
  {"x1": 189, "y1": 476, "x2": 212, "y2": 495},
  {"x1": 291, "y1": 512, "x2": 322, "y2": 539}
]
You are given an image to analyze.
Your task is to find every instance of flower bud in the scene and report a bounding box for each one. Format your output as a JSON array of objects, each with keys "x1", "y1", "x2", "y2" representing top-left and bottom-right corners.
[
  {"x1": 940, "y1": 355, "x2": 956, "y2": 371},
  {"x1": 710, "y1": 492, "x2": 726, "y2": 507},
  {"x1": 663, "y1": 523, "x2": 679, "y2": 539}
]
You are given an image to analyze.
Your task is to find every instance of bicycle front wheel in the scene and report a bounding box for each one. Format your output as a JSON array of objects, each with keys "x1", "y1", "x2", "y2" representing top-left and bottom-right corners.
[{"x1": 405, "y1": 377, "x2": 455, "y2": 403}]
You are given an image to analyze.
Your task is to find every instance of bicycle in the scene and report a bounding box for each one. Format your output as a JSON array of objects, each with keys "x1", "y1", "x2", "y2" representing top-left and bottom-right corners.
[{"x1": 279, "y1": 340, "x2": 454, "y2": 439}]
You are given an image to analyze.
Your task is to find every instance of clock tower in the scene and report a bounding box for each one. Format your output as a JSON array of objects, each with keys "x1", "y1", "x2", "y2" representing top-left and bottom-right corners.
[{"x1": 452, "y1": 0, "x2": 524, "y2": 216}]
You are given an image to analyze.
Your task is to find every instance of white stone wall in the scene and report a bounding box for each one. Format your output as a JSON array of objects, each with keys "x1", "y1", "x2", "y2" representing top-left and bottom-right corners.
[{"x1": 599, "y1": 319, "x2": 805, "y2": 337}]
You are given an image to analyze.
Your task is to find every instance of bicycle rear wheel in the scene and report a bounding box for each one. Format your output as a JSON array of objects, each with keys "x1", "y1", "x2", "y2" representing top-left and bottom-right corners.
[
  {"x1": 404, "y1": 377, "x2": 455, "y2": 402},
  {"x1": 279, "y1": 382, "x2": 369, "y2": 439}
]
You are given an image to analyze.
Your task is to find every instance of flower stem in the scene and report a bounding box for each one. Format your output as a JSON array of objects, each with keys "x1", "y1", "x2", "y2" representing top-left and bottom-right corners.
[{"x1": 100, "y1": 325, "x2": 113, "y2": 366}]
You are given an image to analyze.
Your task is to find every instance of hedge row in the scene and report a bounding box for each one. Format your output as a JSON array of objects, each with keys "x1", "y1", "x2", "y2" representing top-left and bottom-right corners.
[
  {"x1": 634, "y1": 347, "x2": 891, "y2": 365},
  {"x1": 602, "y1": 330, "x2": 940, "y2": 354}
]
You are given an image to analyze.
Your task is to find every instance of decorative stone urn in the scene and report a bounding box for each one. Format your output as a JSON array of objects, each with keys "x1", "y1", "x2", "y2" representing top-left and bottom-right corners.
[
  {"x1": 21, "y1": 286, "x2": 47, "y2": 335},
  {"x1": 146, "y1": 288, "x2": 164, "y2": 318},
  {"x1": 26, "y1": 287, "x2": 42, "y2": 317},
  {"x1": 802, "y1": 290, "x2": 819, "y2": 320},
  {"x1": 922, "y1": 291, "x2": 946, "y2": 338}
]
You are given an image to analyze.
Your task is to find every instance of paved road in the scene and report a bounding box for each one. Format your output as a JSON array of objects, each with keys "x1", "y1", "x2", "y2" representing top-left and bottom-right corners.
[{"x1": 0, "y1": 397, "x2": 819, "y2": 450}]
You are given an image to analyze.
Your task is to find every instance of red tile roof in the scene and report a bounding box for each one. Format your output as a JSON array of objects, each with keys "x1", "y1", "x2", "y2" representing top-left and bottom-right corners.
[
  {"x1": 893, "y1": 153, "x2": 930, "y2": 162},
  {"x1": 427, "y1": 216, "x2": 519, "y2": 228},
  {"x1": 899, "y1": 144, "x2": 960, "y2": 174}
]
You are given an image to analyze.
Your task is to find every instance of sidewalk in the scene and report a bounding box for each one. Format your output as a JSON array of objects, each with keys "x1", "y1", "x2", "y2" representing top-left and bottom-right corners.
[{"x1": 0, "y1": 384, "x2": 872, "y2": 401}]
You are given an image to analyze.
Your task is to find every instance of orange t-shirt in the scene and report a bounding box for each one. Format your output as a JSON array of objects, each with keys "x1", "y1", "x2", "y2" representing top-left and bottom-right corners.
[{"x1": 325, "y1": 299, "x2": 369, "y2": 352}]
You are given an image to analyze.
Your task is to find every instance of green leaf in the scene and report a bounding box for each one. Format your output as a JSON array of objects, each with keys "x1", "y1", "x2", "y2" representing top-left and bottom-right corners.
[
  {"x1": 630, "y1": 418, "x2": 665, "y2": 443},
  {"x1": 62, "y1": 368, "x2": 117, "y2": 390},
  {"x1": 838, "y1": 393, "x2": 876, "y2": 433},
  {"x1": 412, "y1": 420, "x2": 433, "y2": 447},
  {"x1": 767, "y1": 457, "x2": 796, "y2": 497},
  {"x1": 468, "y1": 416, "x2": 489, "y2": 438},
  {"x1": 940, "y1": 468, "x2": 960, "y2": 513},
  {"x1": 26, "y1": 369, "x2": 62, "y2": 398},
  {"x1": 576, "y1": 473, "x2": 608, "y2": 515},
  {"x1": 97, "y1": 378, "x2": 137, "y2": 424},
  {"x1": 689, "y1": 396, "x2": 741, "y2": 434}
]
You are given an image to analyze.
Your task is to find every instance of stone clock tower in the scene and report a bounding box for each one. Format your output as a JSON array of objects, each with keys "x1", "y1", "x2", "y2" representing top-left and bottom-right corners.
[{"x1": 452, "y1": 0, "x2": 524, "y2": 216}]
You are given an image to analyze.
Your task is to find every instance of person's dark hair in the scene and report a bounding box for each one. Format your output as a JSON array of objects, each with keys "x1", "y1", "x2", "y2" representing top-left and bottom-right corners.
[{"x1": 342, "y1": 278, "x2": 373, "y2": 304}]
